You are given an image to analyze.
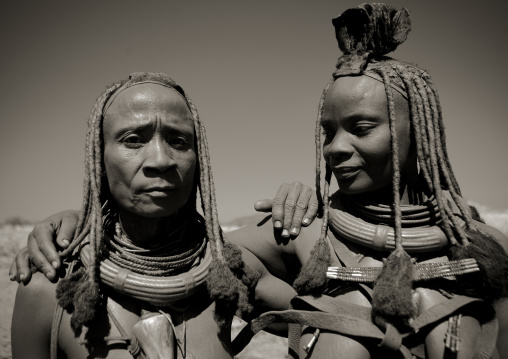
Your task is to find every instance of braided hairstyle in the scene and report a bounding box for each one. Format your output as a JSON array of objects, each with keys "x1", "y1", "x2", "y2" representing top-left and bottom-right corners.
[
  {"x1": 55, "y1": 72, "x2": 258, "y2": 336},
  {"x1": 293, "y1": 3, "x2": 508, "y2": 331}
]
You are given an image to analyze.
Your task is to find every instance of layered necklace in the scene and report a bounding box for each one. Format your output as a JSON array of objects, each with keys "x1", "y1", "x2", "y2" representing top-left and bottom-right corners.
[
  {"x1": 81, "y1": 218, "x2": 211, "y2": 306},
  {"x1": 326, "y1": 192, "x2": 478, "y2": 283},
  {"x1": 79, "y1": 214, "x2": 211, "y2": 358},
  {"x1": 328, "y1": 193, "x2": 457, "y2": 253}
]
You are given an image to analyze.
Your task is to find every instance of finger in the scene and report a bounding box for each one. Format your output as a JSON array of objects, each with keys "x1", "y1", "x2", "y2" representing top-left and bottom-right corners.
[
  {"x1": 282, "y1": 183, "x2": 302, "y2": 238},
  {"x1": 254, "y1": 199, "x2": 273, "y2": 213},
  {"x1": 302, "y1": 191, "x2": 319, "y2": 226},
  {"x1": 14, "y1": 247, "x2": 32, "y2": 284},
  {"x1": 9, "y1": 259, "x2": 17, "y2": 281},
  {"x1": 412, "y1": 290, "x2": 421, "y2": 316},
  {"x1": 31, "y1": 223, "x2": 62, "y2": 270},
  {"x1": 54, "y1": 210, "x2": 79, "y2": 248},
  {"x1": 271, "y1": 184, "x2": 289, "y2": 231},
  {"x1": 289, "y1": 186, "x2": 313, "y2": 236},
  {"x1": 27, "y1": 227, "x2": 57, "y2": 281}
]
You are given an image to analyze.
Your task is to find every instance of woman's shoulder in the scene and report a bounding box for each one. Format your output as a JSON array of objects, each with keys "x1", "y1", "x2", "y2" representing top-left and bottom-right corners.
[
  {"x1": 11, "y1": 272, "x2": 58, "y2": 358},
  {"x1": 14, "y1": 271, "x2": 58, "y2": 317}
]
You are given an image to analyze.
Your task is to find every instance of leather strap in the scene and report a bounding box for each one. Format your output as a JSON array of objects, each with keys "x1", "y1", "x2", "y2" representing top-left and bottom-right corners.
[
  {"x1": 50, "y1": 259, "x2": 77, "y2": 359},
  {"x1": 232, "y1": 293, "x2": 495, "y2": 357},
  {"x1": 50, "y1": 304, "x2": 65, "y2": 359}
]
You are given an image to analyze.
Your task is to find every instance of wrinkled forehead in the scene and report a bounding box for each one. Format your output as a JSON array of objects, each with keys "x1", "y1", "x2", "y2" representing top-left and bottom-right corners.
[{"x1": 104, "y1": 82, "x2": 192, "y2": 119}]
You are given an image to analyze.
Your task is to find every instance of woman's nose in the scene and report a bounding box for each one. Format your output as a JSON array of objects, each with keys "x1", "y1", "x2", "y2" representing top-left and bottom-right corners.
[
  {"x1": 143, "y1": 138, "x2": 176, "y2": 173},
  {"x1": 325, "y1": 131, "x2": 354, "y2": 159}
]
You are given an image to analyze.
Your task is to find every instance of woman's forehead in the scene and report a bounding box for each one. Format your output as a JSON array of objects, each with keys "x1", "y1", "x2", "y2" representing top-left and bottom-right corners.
[
  {"x1": 323, "y1": 76, "x2": 408, "y2": 121},
  {"x1": 329, "y1": 76, "x2": 385, "y2": 101},
  {"x1": 105, "y1": 83, "x2": 192, "y2": 119},
  {"x1": 102, "y1": 83, "x2": 195, "y2": 135}
]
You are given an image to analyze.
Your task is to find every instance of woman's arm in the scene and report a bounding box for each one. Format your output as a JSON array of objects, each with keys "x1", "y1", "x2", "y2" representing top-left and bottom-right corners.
[
  {"x1": 10, "y1": 210, "x2": 80, "y2": 284},
  {"x1": 11, "y1": 272, "x2": 57, "y2": 358},
  {"x1": 11, "y1": 183, "x2": 319, "y2": 284},
  {"x1": 228, "y1": 215, "x2": 321, "y2": 283},
  {"x1": 237, "y1": 243, "x2": 297, "y2": 336}
]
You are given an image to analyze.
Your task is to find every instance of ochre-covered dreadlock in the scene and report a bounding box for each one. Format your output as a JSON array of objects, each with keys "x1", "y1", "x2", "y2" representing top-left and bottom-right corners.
[
  {"x1": 293, "y1": 3, "x2": 508, "y2": 331},
  {"x1": 56, "y1": 72, "x2": 258, "y2": 336}
]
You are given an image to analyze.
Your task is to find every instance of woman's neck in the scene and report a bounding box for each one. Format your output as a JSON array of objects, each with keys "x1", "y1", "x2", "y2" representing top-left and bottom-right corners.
[
  {"x1": 352, "y1": 173, "x2": 428, "y2": 206},
  {"x1": 116, "y1": 208, "x2": 183, "y2": 248}
]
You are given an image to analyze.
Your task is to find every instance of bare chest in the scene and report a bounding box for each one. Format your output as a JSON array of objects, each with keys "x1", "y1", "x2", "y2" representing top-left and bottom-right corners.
[{"x1": 57, "y1": 290, "x2": 233, "y2": 359}]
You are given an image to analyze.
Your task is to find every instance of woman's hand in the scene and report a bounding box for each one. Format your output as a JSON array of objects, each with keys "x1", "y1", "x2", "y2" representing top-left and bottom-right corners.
[
  {"x1": 254, "y1": 182, "x2": 319, "y2": 238},
  {"x1": 9, "y1": 210, "x2": 79, "y2": 284}
]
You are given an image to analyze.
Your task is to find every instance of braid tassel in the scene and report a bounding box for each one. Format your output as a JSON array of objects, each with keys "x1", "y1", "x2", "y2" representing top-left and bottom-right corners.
[
  {"x1": 293, "y1": 166, "x2": 332, "y2": 296},
  {"x1": 189, "y1": 102, "x2": 258, "y2": 329},
  {"x1": 448, "y1": 227, "x2": 508, "y2": 303},
  {"x1": 372, "y1": 250, "x2": 415, "y2": 331},
  {"x1": 371, "y1": 69, "x2": 416, "y2": 332},
  {"x1": 55, "y1": 265, "x2": 101, "y2": 336}
]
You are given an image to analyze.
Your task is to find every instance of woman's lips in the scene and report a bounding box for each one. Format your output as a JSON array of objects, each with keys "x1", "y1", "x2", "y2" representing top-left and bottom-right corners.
[
  {"x1": 333, "y1": 166, "x2": 361, "y2": 179},
  {"x1": 141, "y1": 186, "x2": 176, "y2": 197}
]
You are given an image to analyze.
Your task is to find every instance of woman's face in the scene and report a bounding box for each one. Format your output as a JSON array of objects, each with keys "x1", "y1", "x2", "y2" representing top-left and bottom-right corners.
[
  {"x1": 102, "y1": 83, "x2": 197, "y2": 218},
  {"x1": 321, "y1": 75, "x2": 412, "y2": 195}
]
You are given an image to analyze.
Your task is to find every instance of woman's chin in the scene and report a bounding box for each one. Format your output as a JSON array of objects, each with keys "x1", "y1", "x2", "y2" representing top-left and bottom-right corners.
[
  {"x1": 337, "y1": 182, "x2": 367, "y2": 195},
  {"x1": 126, "y1": 205, "x2": 180, "y2": 220}
]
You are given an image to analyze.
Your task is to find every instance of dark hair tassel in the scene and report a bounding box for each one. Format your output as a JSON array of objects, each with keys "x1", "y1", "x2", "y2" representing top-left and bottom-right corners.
[
  {"x1": 372, "y1": 249, "x2": 415, "y2": 332},
  {"x1": 292, "y1": 236, "x2": 331, "y2": 296},
  {"x1": 56, "y1": 266, "x2": 86, "y2": 311},
  {"x1": 56, "y1": 267, "x2": 101, "y2": 336},
  {"x1": 448, "y1": 228, "x2": 508, "y2": 303}
]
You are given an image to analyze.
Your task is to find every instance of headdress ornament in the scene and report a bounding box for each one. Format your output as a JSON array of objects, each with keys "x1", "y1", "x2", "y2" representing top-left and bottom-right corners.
[{"x1": 332, "y1": 3, "x2": 411, "y2": 77}]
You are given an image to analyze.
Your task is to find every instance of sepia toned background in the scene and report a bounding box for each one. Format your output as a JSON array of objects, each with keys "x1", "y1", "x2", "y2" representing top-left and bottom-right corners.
[
  {"x1": 1, "y1": 0, "x2": 507, "y2": 225},
  {"x1": 1, "y1": 1, "x2": 507, "y2": 358}
]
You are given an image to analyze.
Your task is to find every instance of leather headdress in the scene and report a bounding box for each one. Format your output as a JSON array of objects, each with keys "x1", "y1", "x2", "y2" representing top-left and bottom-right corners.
[{"x1": 332, "y1": 3, "x2": 413, "y2": 98}]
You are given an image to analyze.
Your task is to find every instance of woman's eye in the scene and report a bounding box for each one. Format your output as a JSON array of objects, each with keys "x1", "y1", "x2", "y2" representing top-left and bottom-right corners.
[
  {"x1": 321, "y1": 129, "x2": 334, "y2": 139},
  {"x1": 353, "y1": 124, "x2": 374, "y2": 136},
  {"x1": 169, "y1": 137, "x2": 190, "y2": 149},
  {"x1": 123, "y1": 135, "x2": 144, "y2": 146}
]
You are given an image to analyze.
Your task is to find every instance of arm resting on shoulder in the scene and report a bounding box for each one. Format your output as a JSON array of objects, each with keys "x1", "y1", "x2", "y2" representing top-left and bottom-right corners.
[
  {"x1": 238, "y1": 244, "x2": 297, "y2": 336},
  {"x1": 10, "y1": 210, "x2": 79, "y2": 284},
  {"x1": 228, "y1": 215, "x2": 322, "y2": 283}
]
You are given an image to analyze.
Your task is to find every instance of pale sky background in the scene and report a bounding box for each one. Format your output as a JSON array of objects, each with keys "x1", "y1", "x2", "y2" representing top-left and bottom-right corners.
[{"x1": 0, "y1": 0, "x2": 507, "y2": 224}]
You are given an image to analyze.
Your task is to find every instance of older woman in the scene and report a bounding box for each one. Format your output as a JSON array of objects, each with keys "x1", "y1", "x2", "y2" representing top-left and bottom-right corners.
[{"x1": 11, "y1": 72, "x2": 312, "y2": 359}]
